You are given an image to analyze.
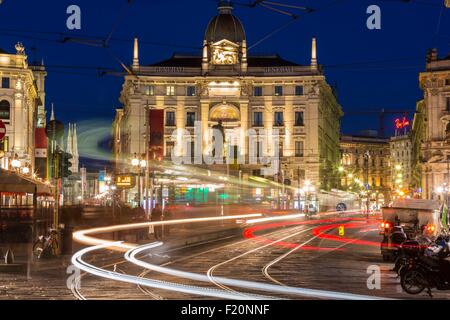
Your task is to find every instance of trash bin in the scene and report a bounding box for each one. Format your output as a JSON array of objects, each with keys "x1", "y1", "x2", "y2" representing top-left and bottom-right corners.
[{"x1": 61, "y1": 226, "x2": 73, "y2": 255}]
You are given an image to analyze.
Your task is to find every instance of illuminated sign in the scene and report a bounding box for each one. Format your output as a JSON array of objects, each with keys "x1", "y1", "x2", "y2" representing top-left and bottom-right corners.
[
  {"x1": 394, "y1": 117, "x2": 410, "y2": 129},
  {"x1": 115, "y1": 175, "x2": 136, "y2": 189}
]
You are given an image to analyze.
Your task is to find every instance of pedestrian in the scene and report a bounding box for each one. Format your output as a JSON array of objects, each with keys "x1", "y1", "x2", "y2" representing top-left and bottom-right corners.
[{"x1": 151, "y1": 204, "x2": 163, "y2": 240}]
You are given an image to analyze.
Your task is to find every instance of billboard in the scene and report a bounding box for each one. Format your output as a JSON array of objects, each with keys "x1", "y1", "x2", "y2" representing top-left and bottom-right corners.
[
  {"x1": 149, "y1": 109, "x2": 164, "y2": 160},
  {"x1": 115, "y1": 174, "x2": 136, "y2": 189}
]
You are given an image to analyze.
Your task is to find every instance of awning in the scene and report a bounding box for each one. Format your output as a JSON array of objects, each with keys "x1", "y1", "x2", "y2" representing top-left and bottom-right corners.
[{"x1": 0, "y1": 169, "x2": 53, "y2": 195}]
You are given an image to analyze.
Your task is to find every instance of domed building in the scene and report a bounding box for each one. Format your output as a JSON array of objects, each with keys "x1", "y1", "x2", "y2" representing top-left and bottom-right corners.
[{"x1": 115, "y1": 1, "x2": 343, "y2": 209}]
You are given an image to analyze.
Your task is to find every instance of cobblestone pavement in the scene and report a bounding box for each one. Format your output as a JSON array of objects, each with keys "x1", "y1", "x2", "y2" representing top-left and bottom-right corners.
[{"x1": 2, "y1": 215, "x2": 450, "y2": 300}]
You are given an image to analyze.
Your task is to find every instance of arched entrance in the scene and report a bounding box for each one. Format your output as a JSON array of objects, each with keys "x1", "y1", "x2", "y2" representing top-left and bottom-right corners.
[{"x1": 209, "y1": 103, "x2": 241, "y2": 162}]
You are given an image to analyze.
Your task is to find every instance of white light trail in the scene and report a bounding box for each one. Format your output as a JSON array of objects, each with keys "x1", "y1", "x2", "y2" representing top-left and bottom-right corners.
[
  {"x1": 125, "y1": 241, "x2": 390, "y2": 300},
  {"x1": 72, "y1": 242, "x2": 274, "y2": 300},
  {"x1": 72, "y1": 212, "x2": 391, "y2": 300},
  {"x1": 73, "y1": 214, "x2": 262, "y2": 250}
]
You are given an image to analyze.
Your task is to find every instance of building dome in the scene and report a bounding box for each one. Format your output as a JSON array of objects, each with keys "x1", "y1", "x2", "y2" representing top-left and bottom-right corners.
[{"x1": 205, "y1": 1, "x2": 246, "y2": 44}]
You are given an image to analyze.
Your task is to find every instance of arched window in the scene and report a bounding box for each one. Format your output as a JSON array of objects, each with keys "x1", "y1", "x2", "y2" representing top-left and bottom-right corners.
[{"x1": 0, "y1": 100, "x2": 10, "y2": 120}]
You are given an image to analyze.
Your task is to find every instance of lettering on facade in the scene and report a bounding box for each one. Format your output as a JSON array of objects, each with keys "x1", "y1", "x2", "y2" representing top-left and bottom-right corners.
[
  {"x1": 153, "y1": 67, "x2": 186, "y2": 73},
  {"x1": 264, "y1": 66, "x2": 294, "y2": 74}
]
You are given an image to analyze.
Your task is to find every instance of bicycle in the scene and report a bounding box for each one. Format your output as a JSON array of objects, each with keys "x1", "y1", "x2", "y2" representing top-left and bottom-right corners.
[{"x1": 33, "y1": 229, "x2": 59, "y2": 259}]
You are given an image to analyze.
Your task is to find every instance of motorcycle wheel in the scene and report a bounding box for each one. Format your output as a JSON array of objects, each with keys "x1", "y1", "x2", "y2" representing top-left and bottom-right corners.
[{"x1": 401, "y1": 269, "x2": 426, "y2": 295}]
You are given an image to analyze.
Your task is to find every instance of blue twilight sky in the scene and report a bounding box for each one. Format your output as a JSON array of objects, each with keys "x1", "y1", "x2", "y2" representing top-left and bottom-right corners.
[{"x1": 0, "y1": 0, "x2": 449, "y2": 167}]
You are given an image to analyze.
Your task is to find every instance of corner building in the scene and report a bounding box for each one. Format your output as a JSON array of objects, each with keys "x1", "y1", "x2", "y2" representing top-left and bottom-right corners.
[{"x1": 116, "y1": 1, "x2": 343, "y2": 192}]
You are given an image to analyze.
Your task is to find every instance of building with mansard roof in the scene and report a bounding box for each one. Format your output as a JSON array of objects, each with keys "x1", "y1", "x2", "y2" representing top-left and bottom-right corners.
[
  {"x1": 0, "y1": 42, "x2": 47, "y2": 178},
  {"x1": 113, "y1": 1, "x2": 343, "y2": 206},
  {"x1": 419, "y1": 49, "x2": 450, "y2": 200}
]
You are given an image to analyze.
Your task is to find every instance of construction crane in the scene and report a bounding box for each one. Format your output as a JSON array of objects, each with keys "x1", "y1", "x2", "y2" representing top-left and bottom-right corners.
[{"x1": 344, "y1": 109, "x2": 415, "y2": 137}]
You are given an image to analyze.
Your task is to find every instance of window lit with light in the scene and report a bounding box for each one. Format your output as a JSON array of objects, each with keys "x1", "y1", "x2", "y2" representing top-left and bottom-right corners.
[
  {"x1": 274, "y1": 86, "x2": 283, "y2": 96},
  {"x1": 166, "y1": 85, "x2": 175, "y2": 96}
]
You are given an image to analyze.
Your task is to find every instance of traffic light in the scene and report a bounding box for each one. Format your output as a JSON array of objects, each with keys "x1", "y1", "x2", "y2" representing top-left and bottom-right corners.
[
  {"x1": 62, "y1": 152, "x2": 73, "y2": 178},
  {"x1": 53, "y1": 147, "x2": 63, "y2": 179},
  {"x1": 52, "y1": 148, "x2": 72, "y2": 179}
]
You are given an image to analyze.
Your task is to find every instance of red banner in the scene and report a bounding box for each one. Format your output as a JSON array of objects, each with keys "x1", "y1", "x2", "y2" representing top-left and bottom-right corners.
[{"x1": 149, "y1": 109, "x2": 164, "y2": 160}]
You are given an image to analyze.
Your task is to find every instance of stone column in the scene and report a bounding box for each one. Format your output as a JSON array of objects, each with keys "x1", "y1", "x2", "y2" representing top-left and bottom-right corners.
[
  {"x1": 240, "y1": 102, "x2": 248, "y2": 157},
  {"x1": 201, "y1": 101, "x2": 209, "y2": 156},
  {"x1": 263, "y1": 97, "x2": 273, "y2": 157},
  {"x1": 284, "y1": 100, "x2": 294, "y2": 157},
  {"x1": 176, "y1": 102, "x2": 185, "y2": 157}
]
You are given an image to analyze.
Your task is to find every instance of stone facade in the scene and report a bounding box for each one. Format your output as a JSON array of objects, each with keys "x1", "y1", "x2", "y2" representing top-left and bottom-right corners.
[
  {"x1": 419, "y1": 49, "x2": 450, "y2": 200},
  {"x1": 389, "y1": 134, "x2": 412, "y2": 195},
  {"x1": 113, "y1": 2, "x2": 343, "y2": 196},
  {"x1": 340, "y1": 134, "x2": 391, "y2": 206},
  {"x1": 0, "y1": 43, "x2": 46, "y2": 175}
]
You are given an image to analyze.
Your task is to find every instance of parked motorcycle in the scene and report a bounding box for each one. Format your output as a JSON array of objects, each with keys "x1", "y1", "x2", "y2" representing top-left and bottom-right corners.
[{"x1": 400, "y1": 237, "x2": 450, "y2": 297}]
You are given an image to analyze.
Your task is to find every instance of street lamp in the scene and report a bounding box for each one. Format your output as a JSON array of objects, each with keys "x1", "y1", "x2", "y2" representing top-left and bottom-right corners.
[
  {"x1": 11, "y1": 159, "x2": 21, "y2": 169},
  {"x1": 21, "y1": 166, "x2": 30, "y2": 174},
  {"x1": 131, "y1": 157, "x2": 140, "y2": 167},
  {"x1": 131, "y1": 155, "x2": 146, "y2": 208}
]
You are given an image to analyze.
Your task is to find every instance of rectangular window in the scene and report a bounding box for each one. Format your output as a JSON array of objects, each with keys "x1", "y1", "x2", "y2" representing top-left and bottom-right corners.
[
  {"x1": 186, "y1": 86, "x2": 196, "y2": 96},
  {"x1": 295, "y1": 85, "x2": 304, "y2": 96},
  {"x1": 0, "y1": 100, "x2": 10, "y2": 120},
  {"x1": 295, "y1": 141, "x2": 304, "y2": 157},
  {"x1": 447, "y1": 97, "x2": 450, "y2": 112},
  {"x1": 274, "y1": 112, "x2": 284, "y2": 126},
  {"x1": 256, "y1": 141, "x2": 262, "y2": 158},
  {"x1": 165, "y1": 111, "x2": 175, "y2": 126},
  {"x1": 252, "y1": 169, "x2": 262, "y2": 177},
  {"x1": 145, "y1": 85, "x2": 155, "y2": 96},
  {"x1": 253, "y1": 112, "x2": 263, "y2": 126},
  {"x1": 190, "y1": 141, "x2": 195, "y2": 162},
  {"x1": 274, "y1": 86, "x2": 283, "y2": 96},
  {"x1": 0, "y1": 136, "x2": 8, "y2": 152},
  {"x1": 446, "y1": 79, "x2": 450, "y2": 86},
  {"x1": 166, "y1": 141, "x2": 174, "y2": 157},
  {"x1": 254, "y1": 86, "x2": 263, "y2": 97},
  {"x1": 2, "y1": 77, "x2": 10, "y2": 89},
  {"x1": 186, "y1": 112, "x2": 196, "y2": 127},
  {"x1": 166, "y1": 85, "x2": 175, "y2": 96},
  {"x1": 295, "y1": 111, "x2": 304, "y2": 126}
]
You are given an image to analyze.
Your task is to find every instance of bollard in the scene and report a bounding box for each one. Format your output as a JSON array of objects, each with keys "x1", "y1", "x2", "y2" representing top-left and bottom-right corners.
[{"x1": 4, "y1": 249, "x2": 14, "y2": 264}]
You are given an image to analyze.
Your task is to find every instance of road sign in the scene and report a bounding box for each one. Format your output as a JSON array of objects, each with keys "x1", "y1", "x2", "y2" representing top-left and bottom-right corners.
[
  {"x1": 0, "y1": 120, "x2": 6, "y2": 141},
  {"x1": 338, "y1": 225, "x2": 345, "y2": 237}
]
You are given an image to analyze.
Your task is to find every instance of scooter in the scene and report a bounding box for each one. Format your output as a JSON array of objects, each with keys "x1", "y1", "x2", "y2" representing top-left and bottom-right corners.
[{"x1": 400, "y1": 241, "x2": 450, "y2": 297}]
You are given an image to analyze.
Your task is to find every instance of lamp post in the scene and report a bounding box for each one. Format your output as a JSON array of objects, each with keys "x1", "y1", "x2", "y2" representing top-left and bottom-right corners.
[
  {"x1": 364, "y1": 151, "x2": 370, "y2": 218},
  {"x1": 131, "y1": 155, "x2": 146, "y2": 207}
]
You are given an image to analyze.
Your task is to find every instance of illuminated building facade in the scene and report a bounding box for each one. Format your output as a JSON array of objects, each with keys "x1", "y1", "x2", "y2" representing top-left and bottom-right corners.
[
  {"x1": 0, "y1": 42, "x2": 46, "y2": 176},
  {"x1": 340, "y1": 133, "x2": 392, "y2": 206},
  {"x1": 389, "y1": 134, "x2": 412, "y2": 196},
  {"x1": 419, "y1": 49, "x2": 450, "y2": 200},
  {"x1": 114, "y1": 1, "x2": 343, "y2": 202}
]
